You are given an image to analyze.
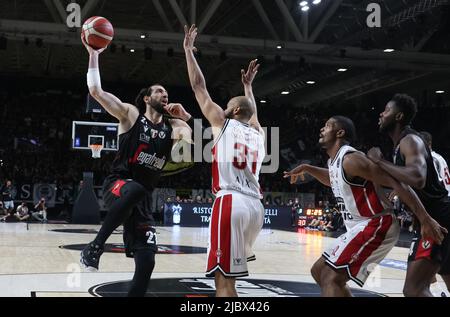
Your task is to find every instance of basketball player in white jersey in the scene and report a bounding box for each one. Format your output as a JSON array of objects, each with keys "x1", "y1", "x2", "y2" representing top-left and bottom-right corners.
[
  {"x1": 284, "y1": 116, "x2": 446, "y2": 296},
  {"x1": 420, "y1": 132, "x2": 450, "y2": 196},
  {"x1": 184, "y1": 25, "x2": 265, "y2": 297}
]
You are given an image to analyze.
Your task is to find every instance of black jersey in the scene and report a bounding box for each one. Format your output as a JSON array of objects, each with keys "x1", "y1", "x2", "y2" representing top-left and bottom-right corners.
[
  {"x1": 393, "y1": 127, "x2": 450, "y2": 225},
  {"x1": 110, "y1": 115, "x2": 173, "y2": 191}
]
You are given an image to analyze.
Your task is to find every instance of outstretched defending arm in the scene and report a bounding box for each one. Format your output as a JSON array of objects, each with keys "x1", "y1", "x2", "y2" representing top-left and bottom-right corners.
[
  {"x1": 183, "y1": 25, "x2": 225, "y2": 129},
  {"x1": 284, "y1": 164, "x2": 331, "y2": 187},
  {"x1": 82, "y1": 37, "x2": 137, "y2": 125}
]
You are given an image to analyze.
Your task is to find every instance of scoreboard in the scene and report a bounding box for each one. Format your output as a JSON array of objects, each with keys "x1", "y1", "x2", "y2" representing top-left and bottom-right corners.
[{"x1": 297, "y1": 208, "x2": 323, "y2": 227}]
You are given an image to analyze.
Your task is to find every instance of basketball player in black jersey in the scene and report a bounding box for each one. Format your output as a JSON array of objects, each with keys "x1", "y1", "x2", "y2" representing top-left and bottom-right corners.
[
  {"x1": 370, "y1": 93, "x2": 450, "y2": 296},
  {"x1": 80, "y1": 37, "x2": 195, "y2": 296}
]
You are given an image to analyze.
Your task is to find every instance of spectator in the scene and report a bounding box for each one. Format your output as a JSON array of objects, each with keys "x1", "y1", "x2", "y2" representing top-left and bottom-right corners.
[
  {"x1": 0, "y1": 201, "x2": 9, "y2": 222},
  {"x1": 32, "y1": 198, "x2": 48, "y2": 223},
  {"x1": 207, "y1": 197, "x2": 213, "y2": 204},
  {"x1": 397, "y1": 210, "x2": 413, "y2": 232},
  {"x1": 15, "y1": 202, "x2": 30, "y2": 221},
  {"x1": 1, "y1": 180, "x2": 15, "y2": 213},
  {"x1": 307, "y1": 218, "x2": 321, "y2": 230},
  {"x1": 291, "y1": 198, "x2": 301, "y2": 227}
]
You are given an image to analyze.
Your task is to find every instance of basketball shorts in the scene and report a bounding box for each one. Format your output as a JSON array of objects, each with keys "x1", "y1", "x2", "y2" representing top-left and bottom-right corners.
[
  {"x1": 103, "y1": 176, "x2": 157, "y2": 258},
  {"x1": 322, "y1": 214, "x2": 399, "y2": 286},
  {"x1": 408, "y1": 231, "x2": 450, "y2": 275},
  {"x1": 407, "y1": 201, "x2": 450, "y2": 275},
  {"x1": 206, "y1": 190, "x2": 264, "y2": 278}
]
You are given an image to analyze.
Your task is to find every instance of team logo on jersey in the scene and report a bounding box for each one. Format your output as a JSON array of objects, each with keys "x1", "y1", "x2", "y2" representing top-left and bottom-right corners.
[
  {"x1": 422, "y1": 240, "x2": 431, "y2": 249},
  {"x1": 158, "y1": 131, "x2": 166, "y2": 139},
  {"x1": 216, "y1": 249, "x2": 222, "y2": 257},
  {"x1": 351, "y1": 253, "x2": 359, "y2": 262}
]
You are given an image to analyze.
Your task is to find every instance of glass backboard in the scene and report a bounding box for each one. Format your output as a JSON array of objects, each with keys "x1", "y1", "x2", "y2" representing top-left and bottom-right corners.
[{"x1": 72, "y1": 121, "x2": 119, "y2": 151}]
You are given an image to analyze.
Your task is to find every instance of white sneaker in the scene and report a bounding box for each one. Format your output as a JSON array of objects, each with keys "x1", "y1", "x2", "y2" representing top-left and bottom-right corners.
[{"x1": 430, "y1": 282, "x2": 449, "y2": 297}]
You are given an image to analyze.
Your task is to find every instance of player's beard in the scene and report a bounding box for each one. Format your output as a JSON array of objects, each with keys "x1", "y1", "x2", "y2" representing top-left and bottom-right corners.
[
  {"x1": 379, "y1": 117, "x2": 395, "y2": 133},
  {"x1": 150, "y1": 100, "x2": 167, "y2": 115}
]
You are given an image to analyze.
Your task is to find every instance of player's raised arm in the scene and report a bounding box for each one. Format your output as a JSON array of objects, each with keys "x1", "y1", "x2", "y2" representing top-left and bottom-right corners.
[
  {"x1": 242, "y1": 59, "x2": 263, "y2": 134},
  {"x1": 82, "y1": 36, "x2": 137, "y2": 125},
  {"x1": 183, "y1": 25, "x2": 225, "y2": 129}
]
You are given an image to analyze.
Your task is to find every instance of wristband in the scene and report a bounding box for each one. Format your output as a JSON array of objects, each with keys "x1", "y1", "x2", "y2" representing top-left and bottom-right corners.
[{"x1": 87, "y1": 68, "x2": 101, "y2": 88}]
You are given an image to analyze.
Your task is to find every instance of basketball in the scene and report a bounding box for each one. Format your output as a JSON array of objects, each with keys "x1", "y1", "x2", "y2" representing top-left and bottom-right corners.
[{"x1": 81, "y1": 16, "x2": 114, "y2": 50}]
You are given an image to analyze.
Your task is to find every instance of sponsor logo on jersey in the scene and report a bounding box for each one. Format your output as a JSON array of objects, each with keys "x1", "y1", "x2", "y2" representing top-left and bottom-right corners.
[
  {"x1": 136, "y1": 152, "x2": 166, "y2": 170},
  {"x1": 140, "y1": 133, "x2": 151, "y2": 143},
  {"x1": 351, "y1": 253, "x2": 359, "y2": 262},
  {"x1": 158, "y1": 131, "x2": 166, "y2": 139},
  {"x1": 216, "y1": 249, "x2": 222, "y2": 257}
]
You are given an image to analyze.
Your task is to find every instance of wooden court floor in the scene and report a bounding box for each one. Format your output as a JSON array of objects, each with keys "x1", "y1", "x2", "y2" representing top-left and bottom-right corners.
[{"x1": 0, "y1": 222, "x2": 446, "y2": 297}]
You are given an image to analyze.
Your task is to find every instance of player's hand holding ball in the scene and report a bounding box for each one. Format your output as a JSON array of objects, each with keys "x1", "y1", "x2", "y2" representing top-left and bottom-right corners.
[{"x1": 81, "y1": 16, "x2": 114, "y2": 54}]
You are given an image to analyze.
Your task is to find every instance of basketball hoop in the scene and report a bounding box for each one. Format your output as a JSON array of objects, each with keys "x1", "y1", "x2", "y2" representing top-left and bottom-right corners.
[{"x1": 89, "y1": 144, "x2": 103, "y2": 159}]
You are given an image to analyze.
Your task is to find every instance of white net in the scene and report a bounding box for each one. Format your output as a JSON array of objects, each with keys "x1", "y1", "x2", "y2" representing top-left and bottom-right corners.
[{"x1": 89, "y1": 144, "x2": 103, "y2": 159}]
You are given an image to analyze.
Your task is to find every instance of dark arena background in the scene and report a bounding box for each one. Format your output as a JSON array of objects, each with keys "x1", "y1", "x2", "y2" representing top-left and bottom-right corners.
[{"x1": 1, "y1": 0, "x2": 450, "y2": 305}]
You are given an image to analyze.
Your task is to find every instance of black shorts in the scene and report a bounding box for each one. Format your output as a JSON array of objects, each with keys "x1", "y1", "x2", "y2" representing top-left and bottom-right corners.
[
  {"x1": 408, "y1": 231, "x2": 450, "y2": 275},
  {"x1": 103, "y1": 176, "x2": 157, "y2": 258}
]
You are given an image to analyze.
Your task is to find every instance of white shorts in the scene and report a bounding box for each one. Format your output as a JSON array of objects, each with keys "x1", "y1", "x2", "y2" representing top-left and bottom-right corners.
[
  {"x1": 322, "y1": 214, "x2": 399, "y2": 286},
  {"x1": 206, "y1": 191, "x2": 264, "y2": 277}
]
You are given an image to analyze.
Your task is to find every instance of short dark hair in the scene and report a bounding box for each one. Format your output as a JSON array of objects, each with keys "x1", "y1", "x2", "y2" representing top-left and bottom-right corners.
[
  {"x1": 391, "y1": 94, "x2": 418, "y2": 126},
  {"x1": 331, "y1": 116, "x2": 356, "y2": 144}
]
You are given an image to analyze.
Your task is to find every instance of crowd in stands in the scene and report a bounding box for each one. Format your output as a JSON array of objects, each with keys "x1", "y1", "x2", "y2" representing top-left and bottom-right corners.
[{"x1": 1, "y1": 79, "x2": 450, "y2": 226}]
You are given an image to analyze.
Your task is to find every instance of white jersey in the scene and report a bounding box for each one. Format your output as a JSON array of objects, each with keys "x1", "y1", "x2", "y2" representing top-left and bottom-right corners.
[
  {"x1": 328, "y1": 145, "x2": 388, "y2": 229},
  {"x1": 431, "y1": 150, "x2": 450, "y2": 196},
  {"x1": 211, "y1": 119, "x2": 265, "y2": 199}
]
